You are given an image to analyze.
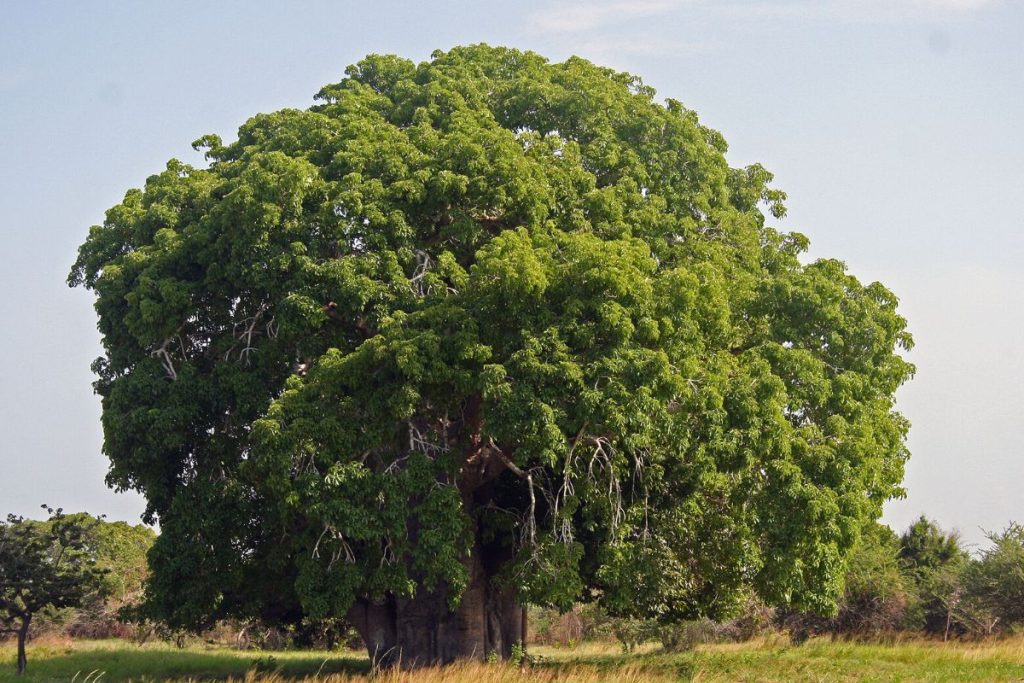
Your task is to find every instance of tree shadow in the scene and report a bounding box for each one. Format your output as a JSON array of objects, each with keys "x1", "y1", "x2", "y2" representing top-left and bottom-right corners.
[{"x1": 0, "y1": 645, "x2": 371, "y2": 682}]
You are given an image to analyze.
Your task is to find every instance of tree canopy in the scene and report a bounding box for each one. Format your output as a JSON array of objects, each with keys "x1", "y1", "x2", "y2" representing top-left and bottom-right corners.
[{"x1": 70, "y1": 45, "x2": 913, "y2": 664}]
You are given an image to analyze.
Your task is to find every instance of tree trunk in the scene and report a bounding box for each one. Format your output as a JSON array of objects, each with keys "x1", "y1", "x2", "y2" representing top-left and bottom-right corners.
[
  {"x1": 347, "y1": 546, "x2": 524, "y2": 668},
  {"x1": 16, "y1": 614, "x2": 30, "y2": 676}
]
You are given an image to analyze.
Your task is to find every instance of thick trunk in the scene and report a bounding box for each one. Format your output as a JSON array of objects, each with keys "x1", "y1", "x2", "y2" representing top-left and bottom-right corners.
[
  {"x1": 16, "y1": 614, "x2": 30, "y2": 676},
  {"x1": 344, "y1": 410, "x2": 529, "y2": 668},
  {"x1": 347, "y1": 547, "x2": 524, "y2": 668}
]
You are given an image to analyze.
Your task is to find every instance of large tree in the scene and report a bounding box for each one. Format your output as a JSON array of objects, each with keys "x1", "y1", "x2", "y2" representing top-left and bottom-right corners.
[{"x1": 70, "y1": 45, "x2": 913, "y2": 666}]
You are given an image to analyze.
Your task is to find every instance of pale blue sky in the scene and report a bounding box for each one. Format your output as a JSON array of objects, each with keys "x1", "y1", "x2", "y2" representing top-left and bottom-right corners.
[{"x1": 2, "y1": 1, "x2": 1021, "y2": 548}]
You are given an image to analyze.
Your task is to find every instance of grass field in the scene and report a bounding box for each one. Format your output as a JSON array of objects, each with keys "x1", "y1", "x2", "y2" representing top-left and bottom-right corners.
[{"x1": 2, "y1": 636, "x2": 1023, "y2": 682}]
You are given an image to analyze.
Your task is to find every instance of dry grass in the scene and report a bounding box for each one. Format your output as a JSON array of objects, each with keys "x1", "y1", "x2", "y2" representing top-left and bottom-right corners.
[{"x1": 255, "y1": 662, "x2": 677, "y2": 683}]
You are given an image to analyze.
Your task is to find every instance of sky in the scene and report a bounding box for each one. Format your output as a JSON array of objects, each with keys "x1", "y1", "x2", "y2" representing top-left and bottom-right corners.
[{"x1": 1, "y1": 1, "x2": 1021, "y2": 549}]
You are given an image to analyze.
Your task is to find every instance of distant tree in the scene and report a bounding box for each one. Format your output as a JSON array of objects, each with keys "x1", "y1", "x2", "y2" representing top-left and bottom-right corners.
[
  {"x1": 62, "y1": 516, "x2": 155, "y2": 639},
  {"x1": 899, "y1": 516, "x2": 966, "y2": 573},
  {"x1": 91, "y1": 519, "x2": 156, "y2": 603},
  {"x1": 69, "y1": 45, "x2": 914, "y2": 666},
  {"x1": 0, "y1": 508, "x2": 108, "y2": 674},
  {"x1": 898, "y1": 516, "x2": 967, "y2": 638}
]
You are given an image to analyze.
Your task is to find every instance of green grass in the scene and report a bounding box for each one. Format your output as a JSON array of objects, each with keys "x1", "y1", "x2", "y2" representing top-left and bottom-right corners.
[{"x1": 2, "y1": 636, "x2": 1023, "y2": 682}]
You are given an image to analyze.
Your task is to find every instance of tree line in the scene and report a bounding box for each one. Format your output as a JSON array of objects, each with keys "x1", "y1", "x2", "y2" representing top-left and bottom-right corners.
[
  {"x1": 5, "y1": 509, "x2": 1023, "y2": 674},
  {"x1": 529, "y1": 516, "x2": 1024, "y2": 651},
  {"x1": 0, "y1": 509, "x2": 153, "y2": 673}
]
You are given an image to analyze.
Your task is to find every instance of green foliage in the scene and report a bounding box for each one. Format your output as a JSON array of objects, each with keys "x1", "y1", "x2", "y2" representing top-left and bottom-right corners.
[
  {"x1": 608, "y1": 616, "x2": 653, "y2": 653},
  {"x1": 832, "y1": 523, "x2": 912, "y2": 634},
  {"x1": 70, "y1": 45, "x2": 913, "y2": 633},
  {"x1": 509, "y1": 641, "x2": 527, "y2": 667},
  {"x1": 65, "y1": 515, "x2": 155, "y2": 603},
  {"x1": 899, "y1": 516, "x2": 967, "y2": 573},
  {"x1": 783, "y1": 517, "x2": 1024, "y2": 641},
  {"x1": 963, "y1": 524, "x2": 1024, "y2": 632},
  {"x1": 0, "y1": 509, "x2": 109, "y2": 619},
  {"x1": 898, "y1": 516, "x2": 967, "y2": 635},
  {"x1": 657, "y1": 619, "x2": 720, "y2": 652}
]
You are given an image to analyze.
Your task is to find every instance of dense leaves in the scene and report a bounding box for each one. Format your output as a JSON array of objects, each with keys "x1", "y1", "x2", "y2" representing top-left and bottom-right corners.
[
  {"x1": 898, "y1": 515, "x2": 968, "y2": 635},
  {"x1": 70, "y1": 46, "x2": 913, "y2": 634}
]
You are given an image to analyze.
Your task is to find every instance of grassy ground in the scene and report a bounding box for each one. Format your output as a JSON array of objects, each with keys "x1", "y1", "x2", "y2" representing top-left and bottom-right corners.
[{"x1": 2, "y1": 636, "x2": 1023, "y2": 682}]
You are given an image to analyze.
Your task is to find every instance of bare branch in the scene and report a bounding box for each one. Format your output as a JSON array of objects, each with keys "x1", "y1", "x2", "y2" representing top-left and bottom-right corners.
[
  {"x1": 488, "y1": 438, "x2": 528, "y2": 480},
  {"x1": 409, "y1": 250, "x2": 433, "y2": 298}
]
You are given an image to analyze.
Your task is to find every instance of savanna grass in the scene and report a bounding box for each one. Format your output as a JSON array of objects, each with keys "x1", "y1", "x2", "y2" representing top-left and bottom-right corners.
[{"x1": 2, "y1": 636, "x2": 1023, "y2": 682}]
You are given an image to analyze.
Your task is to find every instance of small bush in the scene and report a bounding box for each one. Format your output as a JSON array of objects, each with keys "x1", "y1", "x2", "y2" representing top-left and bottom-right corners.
[{"x1": 658, "y1": 620, "x2": 719, "y2": 652}]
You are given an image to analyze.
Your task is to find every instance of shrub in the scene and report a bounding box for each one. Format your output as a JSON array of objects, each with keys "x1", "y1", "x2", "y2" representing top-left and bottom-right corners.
[{"x1": 961, "y1": 523, "x2": 1024, "y2": 634}]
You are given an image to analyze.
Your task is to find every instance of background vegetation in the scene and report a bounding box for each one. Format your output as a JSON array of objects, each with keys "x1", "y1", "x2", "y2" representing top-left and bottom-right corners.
[{"x1": 4, "y1": 512, "x2": 1024, "y2": 680}]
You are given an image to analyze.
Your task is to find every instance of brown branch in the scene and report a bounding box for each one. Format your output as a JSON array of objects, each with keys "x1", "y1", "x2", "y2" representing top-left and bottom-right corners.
[{"x1": 488, "y1": 438, "x2": 527, "y2": 480}]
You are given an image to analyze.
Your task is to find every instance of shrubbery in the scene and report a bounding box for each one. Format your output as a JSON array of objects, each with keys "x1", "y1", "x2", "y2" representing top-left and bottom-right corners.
[
  {"x1": 528, "y1": 518, "x2": 1024, "y2": 653},
  {"x1": 5, "y1": 512, "x2": 1024, "y2": 655},
  {"x1": 783, "y1": 519, "x2": 1024, "y2": 642}
]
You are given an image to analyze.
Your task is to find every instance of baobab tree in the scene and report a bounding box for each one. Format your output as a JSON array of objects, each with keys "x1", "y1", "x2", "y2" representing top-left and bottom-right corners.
[{"x1": 70, "y1": 45, "x2": 913, "y2": 667}]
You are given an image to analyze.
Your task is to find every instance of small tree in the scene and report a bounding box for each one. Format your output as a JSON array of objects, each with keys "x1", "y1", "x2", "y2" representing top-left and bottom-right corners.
[
  {"x1": 898, "y1": 516, "x2": 967, "y2": 639},
  {"x1": 833, "y1": 523, "x2": 911, "y2": 636},
  {"x1": 0, "y1": 508, "x2": 108, "y2": 674}
]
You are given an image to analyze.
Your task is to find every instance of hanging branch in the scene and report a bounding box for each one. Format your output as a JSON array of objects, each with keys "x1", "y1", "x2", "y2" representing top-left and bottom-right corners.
[
  {"x1": 409, "y1": 250, "x2": 433, "y2": 298},
  {"x1": 151, "y1": 338, "x2": 177, "y2": 380},
  {"x1": 551, "y1": 422, "x2": 589, "y2": 545},
  {"x1": 586, "y1": 436, "x2": 624, "y2": 539},
  {"x1": 312, "y1": 524, "x2": 356, "y2": 569},
  {"x1": 222, "y1": 306, "x2": 271, "y2": 364},
  {"x1": 150, "y1": 325, "x2": 186, "y2": 380},
  {"x1": 486, "y1": 439, "x2": 540, "y2": 551}
]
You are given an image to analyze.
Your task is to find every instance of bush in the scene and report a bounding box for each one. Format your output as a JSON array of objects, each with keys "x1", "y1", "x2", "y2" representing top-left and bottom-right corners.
[
  {"x1": 898, "y1": 516, "x2": 968, "y2": 637},
  {"x1": 782, "y1": 522, "x2": 912, "y2": 640},
  {"x1": 724, "y1": 595, "x2": 777, "y2": 641},
  {"x1": 611, "y1": 617, "x2": 655, "y2": 653},
  {"x1": 961, "y1": 524, "x2": 1024, "y2": 635},
  {"x1": 658, "y1": 619, "x2": 720, "y2": 652},
  {"x1": 528, "y1": 603, "x2": 614, "y2": 647}
]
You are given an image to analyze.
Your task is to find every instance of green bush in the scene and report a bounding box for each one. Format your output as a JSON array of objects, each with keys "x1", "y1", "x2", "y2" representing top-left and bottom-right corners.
[
  {"x1": 962, "y1": 524, "x2": 1024, "y2": 634},
  {"x1": 898, "y1": 516, "x2": 968, "y2": 637}
]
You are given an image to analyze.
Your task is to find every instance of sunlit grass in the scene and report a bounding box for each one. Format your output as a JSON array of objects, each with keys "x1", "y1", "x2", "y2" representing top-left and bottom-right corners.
[
  {"x1": 686, "y1": 636, "x2": 1024, "y2": 682},
  {"x1": 1, "y1": 635, "x2": 1023, "y2": 681}
]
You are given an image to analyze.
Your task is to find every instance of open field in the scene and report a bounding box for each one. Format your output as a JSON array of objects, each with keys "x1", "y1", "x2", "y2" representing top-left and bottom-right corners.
[{"x1": 2, "y1": 637, "x2": 1024, "y2": 682}]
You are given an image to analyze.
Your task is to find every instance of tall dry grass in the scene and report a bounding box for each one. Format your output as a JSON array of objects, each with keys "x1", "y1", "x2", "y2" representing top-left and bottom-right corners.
[{"x1": 224, "y1": 661, "x2": 678, "y2": 683}]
